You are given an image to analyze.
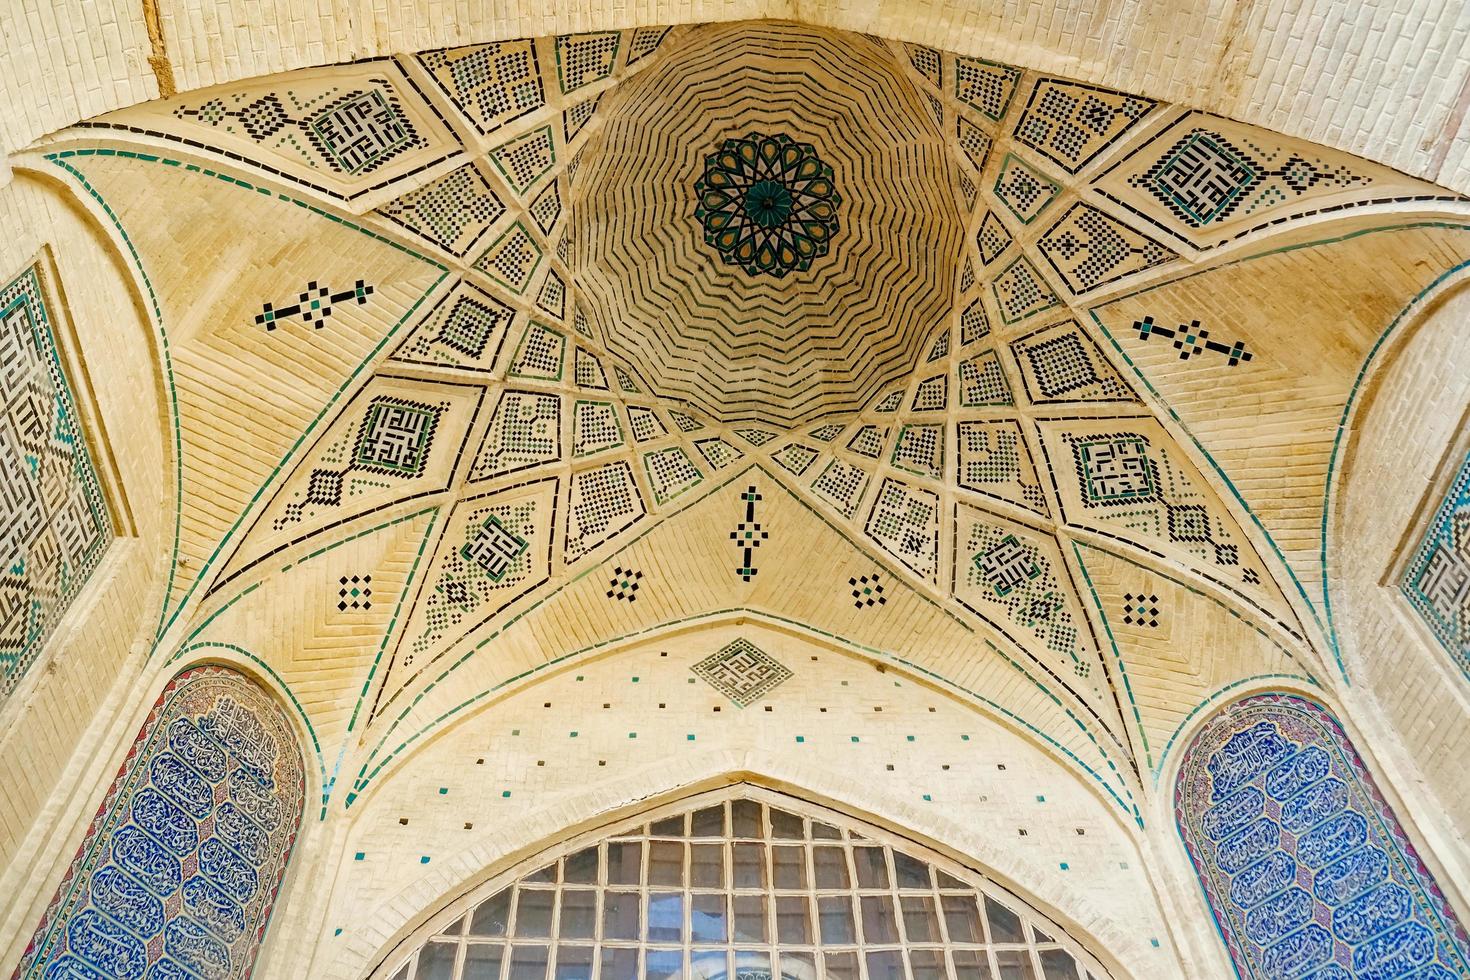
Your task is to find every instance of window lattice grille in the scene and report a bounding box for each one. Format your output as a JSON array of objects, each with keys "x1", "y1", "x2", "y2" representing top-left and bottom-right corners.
[{"x1": 380, "y1": 790, "x2": 1109, "y2": 980}]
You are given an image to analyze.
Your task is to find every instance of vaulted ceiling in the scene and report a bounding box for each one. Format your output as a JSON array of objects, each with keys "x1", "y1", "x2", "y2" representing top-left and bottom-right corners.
[{"x1": 34, "y1": 19, "x2": 1469, "y2": 823}]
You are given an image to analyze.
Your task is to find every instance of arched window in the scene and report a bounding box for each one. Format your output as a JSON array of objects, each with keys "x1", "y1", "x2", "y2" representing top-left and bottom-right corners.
[
  {"x1": 375, "y1": 786, "x2": 1110, "y2": 980},
  {"x1": 16, "y1": 665, "x2": 306, "y2": 979},
  {"x1": 1174, "y1": 692, "x2": 1470, "y2": 978}
]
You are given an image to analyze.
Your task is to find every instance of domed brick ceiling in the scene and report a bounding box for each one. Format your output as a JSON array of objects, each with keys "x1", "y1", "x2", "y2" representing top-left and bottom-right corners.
[
  {"x1": 37, "y1": 16, "x2": 1465, "y2": 831},
  {"x1": 571, "y1": 22, "x2": 963, "y2": 427}
]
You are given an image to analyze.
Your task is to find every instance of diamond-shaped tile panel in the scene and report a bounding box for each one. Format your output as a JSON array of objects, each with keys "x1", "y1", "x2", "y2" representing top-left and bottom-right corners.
[
  {"x1": 391, "y1": 281, "x2": 514, "y2": 372},
  {"x1": 772, "y1": 443, "x2": 819, "y2": 476},
  {"x1": 692, "y1": 637, "x2": 793, "y2": 707},
  {"x1": 470, "y1": 390, "x2": 561, "y2": 480},
  {"x1": 563, "y1": 95, "x2": 602, "y2": 142},
  {"x1": 955, "y1": 117, "x2": 993, "y2": 173},
  {"x1": 811, "y1": 458, "x2": 870, "y2": 518},
  {"x1": 572, "y1": 400, "x2": 625, "y2": 457},
  {"x1": 565, "y1": 461, "x2": 645, "y2": 563},
  {"x1": 1008, "y1": 320, "x2": 1137, "y2": 404},
  {"x1": 506, "y1": 320, "x2": 566, "y2": 380},
  {"x1": 975, "y1": 210, "x2": 1013, "y2": 266}
]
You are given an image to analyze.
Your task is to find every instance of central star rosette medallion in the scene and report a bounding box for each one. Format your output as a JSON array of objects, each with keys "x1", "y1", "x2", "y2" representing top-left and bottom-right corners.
[{"x1": 694, "y1": 133, "x2": 842, "y2": 278}]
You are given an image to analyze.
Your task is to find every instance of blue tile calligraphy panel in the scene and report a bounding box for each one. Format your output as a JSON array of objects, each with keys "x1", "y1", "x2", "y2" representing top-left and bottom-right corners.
[
  {"x1": 16, "y1": 666, "x2": 305, "y2": 980},
  {"x1": 1175, "y1": 693, "x2": 1470, "y2": 979}
]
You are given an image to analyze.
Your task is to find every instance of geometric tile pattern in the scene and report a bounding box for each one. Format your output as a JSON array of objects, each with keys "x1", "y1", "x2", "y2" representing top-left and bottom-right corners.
[
  {"x1": 555, "y1": 33, "x2": 621, "y2": 93},
  {"x1": 846, "y1": 425, "x2": 889, "y2": 460},
  {"x1": 472, "y1": 220, "x2": 544, "y2": 294},
  {"x1": 955, "y1": 507, "x2": 1096, "y2": 681},
  {"x1": 489, "y1": 126, "x2": 557, "y2": 195},
  {"x1": 470, "y1": 391, "x2": 561, "y2": 480},
  {"x1": 992, "y1": 256, "x2": 1059, "y2": 324},
  {"x1": 1009, "y1": 320, "x2": 1136, "y2": 404},
  {"x1": 957, "y1": 420, "x2": 1047, "y2": 514},
  {"x1": 417, "y1": 41, "x2": 545, "y2": 135},
  {"x1": 891, "y1": 424, "x2": 944, "y2": 479},
  {"x1": 163, "y1": 68, "x2": 444, "y2": 195},
  {"x1": 812, "y1": 458, "x2": 870, "y2": 519},
  {"x1": 643, "y1": 446, "x2": 703, "y2": 505},
  {"x1": 16, "y1": 666, "x2": 304, "y2": 980},
  {"x1": 626, "y1": 27, "x2": 672, "y2": 66},
  {"x1": 976, "y1": 210, "x2": 1013, "y2": 266},
  {"x1": 1036, "y1": 202, "x2": 1175, "y2": 293},
  {"x1": 691, "y1": 637, "x2": 793, "y2": 707},
  {"x1": 1092, "y1": 112, "x2": 1453, "y2": 248},
  {"x1": 0, "y1": 265, "x2": 111, "y2": 698},
  {"x1": 864, "y1": 478, "x2": 940, "y2": 581},
  {"x1": 772, "y1": 442, "x2": 819, "y2": 476},
  {"x1": 1401, "y1": 449, "x2": 1470, "y2": 680},
  {"x1": 911, "y1": 374, "x2": 949, "y2": 412},
  {"x1": 565, "y1": 462, "x2": 645, "y2": 562},
  {"x1": 958, "y1": 351, "x2": 1014, "y2": 407},
  {"x1": 627, "y1": 406, "x2": 666, "y2": 443},
  {"x1": 954, "y1": 57, "x2": 1021, "y2": 120},
  {"x1": 1035, "y1": 417, "x2": 1291, "y2": 624},
  {"x1": 572, "y1": 401, "x2": 624, "y2": 457},
  {"x1": 391, "y1": 282, "x2": 514, "y2": 372},
  {"x1": 993, "y1": 154, "x2": 1060, "y2": 225},
  {"x1": 508, "y1": 321, "x2": 566, "y2": 380},
  {"x1": 408, "y1": 484, "x2": 552, "y2": 658},
  {"x1": 1013, "y1": 80, "x2": 1153, "y2": 174},
  {"x1": 273, "y1": 393, "x2": 447, "y2": 531},
  {"x1": 378, "y1": 163, "x2": 505, "y2": 257},
  {"x1": 1176, "y1": 693, "x2": 1470, "y2": 980}
]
